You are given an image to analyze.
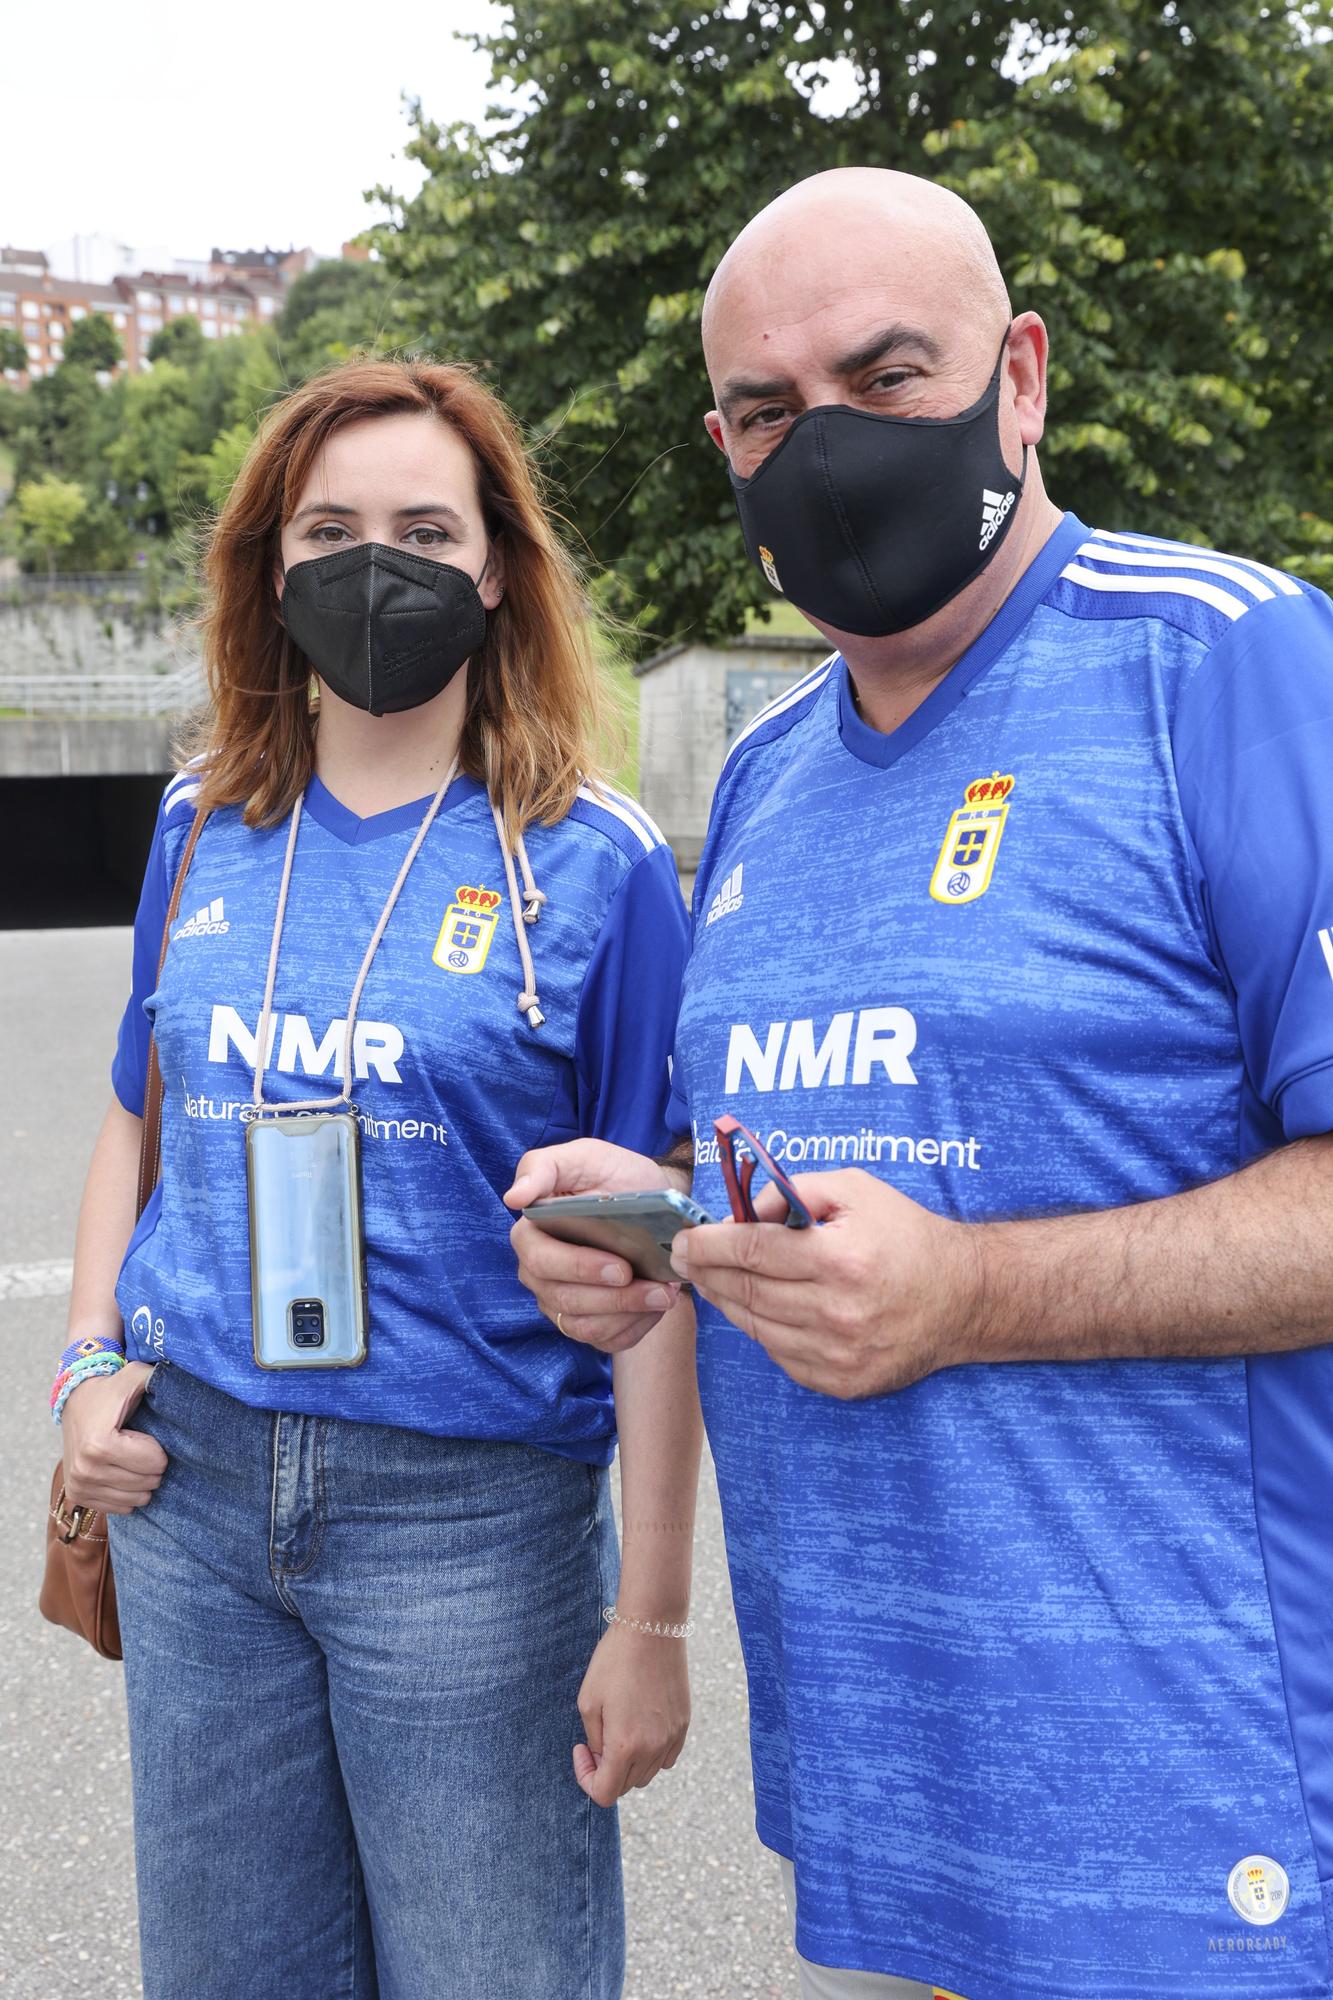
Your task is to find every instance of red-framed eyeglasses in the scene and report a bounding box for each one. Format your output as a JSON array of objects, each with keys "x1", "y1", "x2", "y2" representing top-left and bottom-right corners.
[{"x1": 714, "y1": 1115, "x2": 814, "y2": 1229}]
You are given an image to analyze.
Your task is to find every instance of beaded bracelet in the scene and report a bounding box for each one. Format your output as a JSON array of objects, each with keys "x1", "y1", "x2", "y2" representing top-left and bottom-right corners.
[
  {"x1": 603, "y1": 1606, "x2": 695, "y2": 1640},
  {"x1": 52, "y1": 1353, "x2": 126, "y2": 1423},
  {"x1": 51, "y1": 1352, "x2": 127, "y2": 1427},
  {"x1": 51, "y1": 1336, "x2": 126, "y2": 1413},
  {"x1": 52, "y1": 1349, "x2": 126, "y2": 1397},
  {"x1": 49, "y1": 1348, "x2": 123, "y2": 1405},
  {"x1": 59, "y1": 1333, "x2": 125, "y2": 1372},
  {"x1": 51, "y1": 1349, "x2": 126, "y2": 1405}
]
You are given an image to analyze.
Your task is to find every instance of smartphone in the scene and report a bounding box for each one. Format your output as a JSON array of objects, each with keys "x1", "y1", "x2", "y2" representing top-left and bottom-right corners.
[
  {"x1": 523, "y1": 1189, "x2": 716, "y2": 1286},
  {"x1": 246, "y1": 1111, "x2": 369, "y2": 1370}
]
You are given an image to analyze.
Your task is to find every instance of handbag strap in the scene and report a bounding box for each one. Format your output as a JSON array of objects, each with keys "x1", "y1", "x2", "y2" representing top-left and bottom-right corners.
[{"x1": 135, "y1": 805, "x2": 210, "y2": 1221}]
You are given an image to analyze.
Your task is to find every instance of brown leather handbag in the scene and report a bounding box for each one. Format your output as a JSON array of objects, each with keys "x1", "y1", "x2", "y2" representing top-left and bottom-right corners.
[{"x1": 39, "y1": 806, "x2": 208, "y2": 1659}]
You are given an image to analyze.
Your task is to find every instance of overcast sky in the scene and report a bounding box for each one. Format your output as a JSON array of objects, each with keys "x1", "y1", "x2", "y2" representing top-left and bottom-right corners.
[{"x1": 9, "y1": 0, "x2": 505, "y2": 260}]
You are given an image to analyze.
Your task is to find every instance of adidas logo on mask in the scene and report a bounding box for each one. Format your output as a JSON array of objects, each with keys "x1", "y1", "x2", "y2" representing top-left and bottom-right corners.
[
  {"x1": 174, "y1": 896, "x2": 230, "y2": 940},
  {"x1": 706, "y1": 863, "x2": 744, "y2": 927},
  {"x1": 979, "y1": 487, "x2": 1015, "y2": 551}
]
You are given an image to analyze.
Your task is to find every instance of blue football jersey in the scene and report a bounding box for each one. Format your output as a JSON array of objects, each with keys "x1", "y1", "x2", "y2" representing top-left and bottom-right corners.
[
  {"x1": 670, "y1": 513, "x2": 1333, "y2": 1993},
  {"x1": 113, "y1": 769, "x2": 687, "y2": 1462}
]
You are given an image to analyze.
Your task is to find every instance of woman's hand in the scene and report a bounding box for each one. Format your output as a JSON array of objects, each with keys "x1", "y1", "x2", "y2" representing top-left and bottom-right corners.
[
  {"x1": 506, "y1": 1140, "x2": 682, "y2": 1353},
  {"x1": 60, "y1": 1361, "x2": 167, "y2": 1514},
  {"x1": 574, "y1": 1620, "x2": 691, "y2": 1808}
]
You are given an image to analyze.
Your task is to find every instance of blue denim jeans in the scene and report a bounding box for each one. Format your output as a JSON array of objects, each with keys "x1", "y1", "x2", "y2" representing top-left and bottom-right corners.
[{"x1": 108, "y1": 1362, "x2": 624, "y2": 2000}]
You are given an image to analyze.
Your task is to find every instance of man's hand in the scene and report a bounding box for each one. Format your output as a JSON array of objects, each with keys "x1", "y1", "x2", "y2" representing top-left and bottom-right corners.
[
  {"x1": 574, "y1": 1620, "x2": 690, "y2": 1807},
  {"x1": 672, "y1": 1168, "x2": 980, "y2": 1399},
  {"x1": 61, "y1": 1360, "x2": 167, "y2": 1513},
  {"x1": 504, "y1": 1140, "x2": 682, "y2": 1353}
]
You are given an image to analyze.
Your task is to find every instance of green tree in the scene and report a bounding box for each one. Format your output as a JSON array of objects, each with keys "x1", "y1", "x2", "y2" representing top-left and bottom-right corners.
[
  {"x1": 103, "y1": 360, "x2": 212, "y2": 534},
  {"x1": 276, "y1": 257, "x2": 401, "y2": 380},
  {"x1": 0, "y1": 327, "x2": 28, "y2": 375},
  {"x1": 58, "y1": 495, "x2": 133, "y2": 572},
  {"x1": 4, "y1": 323, "x2": 284, "y2": 571},
  {"x1": 171, "y1": 326, "x2": 284, "y2": 459},
  {"x1": 148, "y1": 316, "x2": 207, "y2": 368},
  {"x1": 10, "y1": 359, "x2": 112, "y2": 487},
  {"x1": 0, "y1": 384, "x2": 22, "y2": 444},
  {"x1": 195, "y1": 420, "x2": 256, "y2": 509},
  {"x1": 63, "y1": 313, "x2": 123, "y2": 373},
  {"x1": 5, "y1": 356, "x2": 130, "y2": 571},
  {"x1": 377, "y1": 0, "x2": 1333, "y2": 645},
  {"x1": 15, "y1": 474, "x2": 89, "y2": 576}
]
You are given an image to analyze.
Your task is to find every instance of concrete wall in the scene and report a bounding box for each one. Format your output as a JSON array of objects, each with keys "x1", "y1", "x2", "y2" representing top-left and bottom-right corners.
[
  {"x1": 637, "y1": 637, "x2": 827, "y2": 870},
  {"x1": 0, "y1": 598, "x2": 199, "y2": 680},
  {"x1": 0, "y1": 717, "x2": 179, "y2": 778}
]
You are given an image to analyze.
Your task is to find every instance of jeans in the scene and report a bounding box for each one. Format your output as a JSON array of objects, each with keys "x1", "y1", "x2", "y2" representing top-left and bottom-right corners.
[{"x1": 108, "y1": 1362, "x2": 624, "y2": 2000}]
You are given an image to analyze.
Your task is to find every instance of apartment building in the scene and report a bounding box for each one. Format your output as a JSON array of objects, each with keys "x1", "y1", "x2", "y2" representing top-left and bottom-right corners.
[
  {"x1": 0, "y1": 242, "x2": 305, "y2": 383},
  {"x1": 210, "y1": 244, "x2": 316, "y2": 287},
  {"x1": 120, "y1": 270, "x2": 282, "y2": 371},
  {"x1": 0, "y1": 255, "x2": 133, "y2": 380}
]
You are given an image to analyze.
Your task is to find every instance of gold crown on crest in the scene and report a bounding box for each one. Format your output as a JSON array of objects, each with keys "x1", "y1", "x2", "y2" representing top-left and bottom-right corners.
[
  {"x1": 964, "y1": 772, "x2": 1015, "y2": 806},
  {"x1": 456, "y1": 885, "x2": 502, "y2": 912}
]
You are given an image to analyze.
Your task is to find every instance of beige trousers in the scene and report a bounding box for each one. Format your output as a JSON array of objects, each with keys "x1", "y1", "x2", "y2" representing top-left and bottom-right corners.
[{"x1": 779, "y1": 1858, "x2": 961, "y2": 2000}]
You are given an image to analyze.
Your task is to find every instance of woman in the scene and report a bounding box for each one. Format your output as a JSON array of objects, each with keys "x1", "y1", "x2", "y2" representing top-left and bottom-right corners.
[{"x1": 53, "y1": 358, "x2": 700, "y2": 2000}]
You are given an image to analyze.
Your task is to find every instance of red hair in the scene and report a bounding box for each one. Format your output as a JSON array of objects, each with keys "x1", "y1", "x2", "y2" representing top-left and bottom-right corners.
[{"x1": 187, "y1": 357, "x2": 621, "y2": 833}]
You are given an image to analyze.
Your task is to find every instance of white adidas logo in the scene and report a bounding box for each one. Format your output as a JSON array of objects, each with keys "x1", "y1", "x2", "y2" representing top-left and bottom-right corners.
[
  {"x1": 174, "y1": 896, "x2": 230, "y2": 940},
  {"x1": 706, "y1": 863, "x2": 744, "y2": 927},
  {"x1": 979, "y1": 486, "x2": 1015, "y2": 550},
  {"x1": 1318, "y1": 928, "x2": 1333, "y2": 983}
]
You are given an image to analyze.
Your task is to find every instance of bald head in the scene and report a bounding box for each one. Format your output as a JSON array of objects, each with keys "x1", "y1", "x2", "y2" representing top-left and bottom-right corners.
[
  {"x1": 703, "y1": 168, "x2": 1009, "y2": 364},
  {"x1": 699, "y1": 169, "x2": 1054, "y2": 652},
  {"x1": 700, "y1": 168, "x2": 1035, "y2": 486}
]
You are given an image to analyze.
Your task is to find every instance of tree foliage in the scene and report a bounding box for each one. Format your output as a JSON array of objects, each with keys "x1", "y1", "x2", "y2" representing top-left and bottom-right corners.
[
  {"x1": 14, "y1": 474, "x2": 89, "y2": 576},
  {"x1": 104, "y1": 361, "x2": 212, "y2": 531},
  {"x1": 275, "y1": 258, "x2": 401, "y2": 381},
  {"x1": 375, "y1": 0, "x2": 1333, "y2": 645},
  {"x1": 0, "y1": 260, "x2": 388, "y2": 570},
  {"x1": 63, "y1": 313, "x2": 123, "y2": 373},
  {"x1": 2, "y1": 325, "x2": 283, "y2": 569},
  {"x1": 148, "y1": 316, "x2": 208, "y2": 369},
  {"x1": 0, "y1": 327, "x2": 27, "y2": 376}
]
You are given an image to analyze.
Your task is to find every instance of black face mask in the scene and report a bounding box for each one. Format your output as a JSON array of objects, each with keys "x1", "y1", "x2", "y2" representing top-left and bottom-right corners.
[
  {"x1": 279, "y1": 541, "x2": 489, "y2": 716},
  {"x1": 728, "y1": 333, "x2": 1025, "y2": 638}
]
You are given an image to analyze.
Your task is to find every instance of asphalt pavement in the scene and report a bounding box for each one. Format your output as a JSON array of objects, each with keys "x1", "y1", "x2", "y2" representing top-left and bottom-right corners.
[{"x1": 0, "y1": 927, "x2": 794, "y2": 2000}]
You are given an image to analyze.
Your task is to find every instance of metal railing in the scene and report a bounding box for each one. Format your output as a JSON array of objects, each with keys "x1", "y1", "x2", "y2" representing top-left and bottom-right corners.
[
  {"x1": 1, "y1": 571, "x2": 169, "y2": 602},
  {"x1": 0, "y1": 661, "x2": 206, "y2": 718}
]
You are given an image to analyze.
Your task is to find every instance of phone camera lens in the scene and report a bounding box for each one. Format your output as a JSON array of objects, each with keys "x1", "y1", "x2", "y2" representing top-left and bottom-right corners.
[{"x1": 290, "y1": 1303, "x2": 325, "y2": 1347}]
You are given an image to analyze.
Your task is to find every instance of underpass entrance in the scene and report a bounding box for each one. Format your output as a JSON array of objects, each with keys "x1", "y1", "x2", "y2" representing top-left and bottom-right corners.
[{"x1": 3, "y1": 774, "x2": 162, "y2": 927}]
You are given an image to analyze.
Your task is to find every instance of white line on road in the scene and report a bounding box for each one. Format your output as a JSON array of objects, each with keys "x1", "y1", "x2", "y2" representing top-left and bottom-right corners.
[{"x1": 0, "y1": 1260, "x2": 73, "y2": 1302}]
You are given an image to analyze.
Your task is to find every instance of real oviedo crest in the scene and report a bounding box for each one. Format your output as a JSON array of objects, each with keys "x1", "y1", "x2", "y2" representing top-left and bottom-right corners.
[
  {"x1": 929, "y1": 773, "x2": 1014, "y2": 906},
  {"x1": 433, "y1": 885, "x2": 502, "y2": 975}
]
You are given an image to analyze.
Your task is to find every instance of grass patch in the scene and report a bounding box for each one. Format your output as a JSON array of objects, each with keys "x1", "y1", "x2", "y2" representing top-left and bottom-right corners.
[
  {"x1": 606, "y1": 648, "x2": 640, "y2": 796},
  {"x1": 744, "y1": 599, "x2": 824, "y2": 639}
]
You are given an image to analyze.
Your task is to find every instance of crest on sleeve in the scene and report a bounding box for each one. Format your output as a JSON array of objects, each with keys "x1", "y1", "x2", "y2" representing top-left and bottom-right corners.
[
  {"x1": 433, "y1": 885, "x2": 502, "y2": 975},
  {"x1": 929, "y1": 773, "x2": 1014, "y2": 906}
]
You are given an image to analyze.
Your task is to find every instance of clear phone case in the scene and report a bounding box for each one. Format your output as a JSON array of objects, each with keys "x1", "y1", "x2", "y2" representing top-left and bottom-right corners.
[
  {"x1": 523, "y1": 1189, "x2": 715, "y2": 1285},
  {"x1": 246, "y1": 1111, "x2": 369, "y2": 1369}
]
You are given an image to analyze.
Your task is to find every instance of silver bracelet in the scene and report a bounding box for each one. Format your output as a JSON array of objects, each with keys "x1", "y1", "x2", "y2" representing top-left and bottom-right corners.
[{"x1": 603, "y1": 1605, "x2": 694, "y2": 1640}]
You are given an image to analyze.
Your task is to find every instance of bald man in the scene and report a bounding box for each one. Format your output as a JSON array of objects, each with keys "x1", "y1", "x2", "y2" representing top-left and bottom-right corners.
[{"x1": 508, "y1": 170, "x2": 1333, "y2": 1999}]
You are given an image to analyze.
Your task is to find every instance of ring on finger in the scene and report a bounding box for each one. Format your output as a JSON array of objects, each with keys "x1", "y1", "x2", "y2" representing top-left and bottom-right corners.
[{"x1": 556, "y1": 1309, "x2": 565, "y2": 1335}]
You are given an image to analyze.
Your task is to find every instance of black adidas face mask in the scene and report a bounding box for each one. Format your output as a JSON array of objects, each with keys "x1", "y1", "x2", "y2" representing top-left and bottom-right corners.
[
  {"x1": 279, "y1": 541, "x2": 490, "y2": 716},
  {"x1": 728, "y1": 331, "x2": 1025, "y2": 638}
]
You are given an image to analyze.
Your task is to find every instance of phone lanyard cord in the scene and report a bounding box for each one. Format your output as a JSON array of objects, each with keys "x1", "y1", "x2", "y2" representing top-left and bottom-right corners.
[{"x1": 251, "y1": 757, "x2": 460, "y2": 1114}]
